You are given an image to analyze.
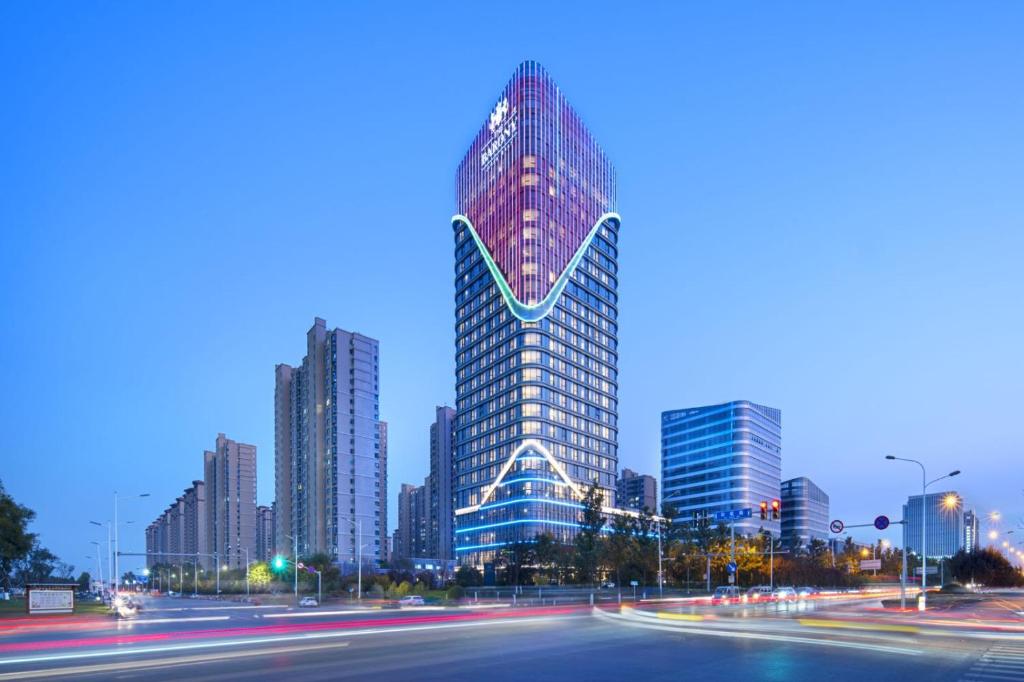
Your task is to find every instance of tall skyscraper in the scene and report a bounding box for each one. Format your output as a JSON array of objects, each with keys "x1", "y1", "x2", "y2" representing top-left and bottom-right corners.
[
  {"x1": 204, "y1": 433, "x2": 258, "y2": 570},
  {"x1": 780, "y1": 476, "x2": 829, "y2": 549},
  {"x1": 275, "y1": 318, "x2": 384, "y2": 563},
  {"x1": 616, "y1": 468, "x2": 658, "y2": 513},
  {"x1": 453, "y1": 61, "x2": 621, "y2": 566},
  {"x1": 428, "y1": 406, "x2": 456, "y2": 560},
  {"x1": 902, "y1": 491, "x2": 967, "y2": 558},
  {"x1": 661, "y1": 401, "x2": 782, "y2": 537}
]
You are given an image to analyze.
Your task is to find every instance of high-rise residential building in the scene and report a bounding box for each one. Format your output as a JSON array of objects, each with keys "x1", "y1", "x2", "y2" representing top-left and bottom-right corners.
[
  {"x1": 453, "y1": 61, "x2": 621, "y2": 567},
  {"x1": 274, "y1": 318, "x2": 384, "y2": 564},
  {"x1": 273, "y1": 364, "x2": 293, "y2": 555},
  {"x1": 395, "y1": 483, "x2": 415, "y2": 560},
  {"x1": 256, "y1": 505, "x2": 274, "y2": 562},
  {"x1": 902, "y1": 491, "x2": 966, "y2": 558},
  {"x1": 963, "y1": 509, "x2": 979, "y2": 553},
  {"x1": 780, "y1": 477, "x2": 829, "y2": 549},
  {"x1": 378, "y1": 421, "x2": 388, "y2": 559},
  {"x1": 396, "y1": 482, "x2": 430, "y2": 559},
  {"x1": 204, "y1": 433, "x2": 258, "y2": 571},
  {"x1": 428, "y1": 406, "x2": 456, "y2": 560},
  {"x1": 146, "y1": 480, "x2": 208, "y2": 568},
  {"x1": 411, "y1": 484, "x2": 429, "y2": 558},
  {"x1": 616, "y1": 468, "x2": 657, "y2": 513},
  {"x1": 661, "y1": 401, "x2": 782, "y2": 537},
  {"x1": 182, "y1": 480, "x2": 208, "y2": 567}
]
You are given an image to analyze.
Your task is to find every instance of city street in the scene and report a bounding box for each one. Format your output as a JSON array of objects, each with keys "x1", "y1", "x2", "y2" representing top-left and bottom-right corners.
[{"x1": 1, "y1": 593, "x2": 1021, "y2": 680}]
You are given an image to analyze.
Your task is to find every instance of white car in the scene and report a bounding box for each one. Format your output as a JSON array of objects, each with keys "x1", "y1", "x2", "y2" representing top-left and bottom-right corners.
[
  {"x1": 398, "y1": 595, "x2": 425, "y2": 607},
  {"x1": 773, "y1": 587, "x2": 797, "y2": 601},
  {"x1": 298, "y1": 597, "x2": 319, "y2": 607}
]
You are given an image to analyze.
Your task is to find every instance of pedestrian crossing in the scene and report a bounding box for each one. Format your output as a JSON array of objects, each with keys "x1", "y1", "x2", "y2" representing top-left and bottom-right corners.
[{"x1": 961, "y1": 642, "x2": 1024, "y2": 681}]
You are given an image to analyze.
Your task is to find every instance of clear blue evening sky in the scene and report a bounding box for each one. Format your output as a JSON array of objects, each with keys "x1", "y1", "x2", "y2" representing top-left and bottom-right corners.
[{"x1": 2, "y1": 3, "x2": 1022, "y2": 575}]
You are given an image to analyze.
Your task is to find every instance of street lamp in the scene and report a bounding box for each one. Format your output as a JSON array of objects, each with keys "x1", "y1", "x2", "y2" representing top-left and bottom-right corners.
[
  {"x1": 112, "y1": 491, "x2": 150, "y2": 593},
  {"x1": 885, "y1": 455, "x2": 960, "y2": 611},
  {"x1": 344, "y1": 519, "x2": 364, "y2": 601}
]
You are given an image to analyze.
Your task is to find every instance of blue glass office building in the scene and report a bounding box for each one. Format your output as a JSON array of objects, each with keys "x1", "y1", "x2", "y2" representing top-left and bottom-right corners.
[
  {"x1": 452, "y1": 62, "x2": 620, "y2": 567},
  {"x1": 661, "y1": 401, "x2": 782, "y2": 537}
]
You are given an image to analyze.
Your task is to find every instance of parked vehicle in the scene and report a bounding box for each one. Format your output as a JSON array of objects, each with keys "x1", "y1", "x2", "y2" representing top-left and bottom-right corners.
[
  {"x1": 298, "y1": 597, "x2": 319, "y2": 607},
  {"x1": 711, "y1": 586, "x2": 740, "y2": 605},
  {"x1": 398, "y1": 595, "x2": 425, "y2": 607}
]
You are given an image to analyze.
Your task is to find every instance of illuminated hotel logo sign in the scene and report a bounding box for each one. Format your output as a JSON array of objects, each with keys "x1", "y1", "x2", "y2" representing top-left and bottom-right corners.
[{"x1": 481, "y1": 96, "x2": 516, "y2": 169}]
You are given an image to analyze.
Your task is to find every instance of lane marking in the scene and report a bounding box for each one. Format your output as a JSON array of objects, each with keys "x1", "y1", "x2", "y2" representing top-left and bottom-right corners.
[
  {"x1": 117, "y1": 616, "x2": 230, "y2": 625},
  {"x1": 263, "y1": 609, "x2": 382, "y2": 619}
]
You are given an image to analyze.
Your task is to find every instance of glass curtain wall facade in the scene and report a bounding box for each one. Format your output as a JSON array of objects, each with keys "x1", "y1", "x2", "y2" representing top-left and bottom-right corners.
[
  {"x1": 661, "y1": 401, "x2": 782, "y2": 537},
  {"x1": 453, "y1": 61, "x2": 620, "y2": 566},
  {"x1": 780, "y1": 476, "x2": 829, "y2": 549},
  {"x1": 902, "y1": 492, "x2": 965, "y2": 558}
]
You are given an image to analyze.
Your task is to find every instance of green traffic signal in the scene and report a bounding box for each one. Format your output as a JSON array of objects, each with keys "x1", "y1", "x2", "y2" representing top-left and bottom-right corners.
[{"x1": 272, "y1": 555, "x2": 286, "y2": 571}]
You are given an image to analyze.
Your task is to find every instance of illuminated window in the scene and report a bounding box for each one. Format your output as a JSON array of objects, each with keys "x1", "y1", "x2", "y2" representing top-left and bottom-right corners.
[{"x1": 523, "y1": 209, "x2": 539, "y2": 222}]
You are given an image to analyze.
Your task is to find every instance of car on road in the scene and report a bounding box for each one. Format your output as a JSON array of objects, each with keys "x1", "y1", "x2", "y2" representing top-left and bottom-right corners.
[
  {"x1": 398, "y1": 595, "x2": 425, "y2": 607},
  {"x1": 773, "y1": 587, "x2": 797, "y2": 601},
  {"x1": 711, "y1": 586, "x2": 740, "y2": 605},
  {"x1": 796, "y1": 586, "x2": 819, "y2": 598},
  {"x1": 745, "y1": 586, "x2": 774, "y2": 603},
  {"x1": 601, "y1": 581, "x2": 616, "y2": 589},
  {"x1": 298, "y1": 597, "x2": 319, "y2": 607}
]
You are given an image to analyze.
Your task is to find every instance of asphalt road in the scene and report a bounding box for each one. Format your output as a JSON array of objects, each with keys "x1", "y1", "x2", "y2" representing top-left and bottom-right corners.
[{"x1": 0, "y1": 594, "x2": 1020, "y2": 681}]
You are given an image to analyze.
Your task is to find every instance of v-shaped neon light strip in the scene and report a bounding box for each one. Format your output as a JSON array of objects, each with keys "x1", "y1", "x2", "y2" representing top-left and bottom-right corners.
[
  {"x1": 454, "y1": 438, "x2": 647, "y2": 520},
  {"x1": 452, "y1": 211, "x2": 621, "y2": 322}
]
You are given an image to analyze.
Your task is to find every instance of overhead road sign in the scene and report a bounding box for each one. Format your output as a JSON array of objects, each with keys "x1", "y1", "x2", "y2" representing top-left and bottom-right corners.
[
  {"x1": 874, "y1": 515, "x2": 890, "y2": 531},
  {"x1": 830, "y1": 520, "x2": 845, "y2": 534},
  {"x1": 714, "y1": 508, "x2": 752, "y2": 522}
]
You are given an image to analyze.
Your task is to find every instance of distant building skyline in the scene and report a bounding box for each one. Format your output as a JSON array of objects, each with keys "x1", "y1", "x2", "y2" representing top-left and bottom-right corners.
[
  {"x1": 662, "y1": 401, "x2": 782, "y2": 537},
  {"x1": 616, "y1": 468, "x2": 657, "y2": 513}
]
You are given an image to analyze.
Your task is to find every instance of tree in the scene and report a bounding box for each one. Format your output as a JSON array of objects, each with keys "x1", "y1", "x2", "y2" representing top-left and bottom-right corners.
[
  {"x1": 248, "y1": 563, "x2": 271, "y2": 590},
  {"x1": 601, "y1": 514, "x2": 635, "y2": 589},
  {"x1": 573, "y1": 483, "x2": 606, "y2": 585},
  {"x1": 497, "y1": 541, "x2": 534, "y2": 586},
  {"x1": 77, "y1": 571, "x2": 92, "y2": 591},
  {"x1": 948, "y1": 548, "x2": 1024, "y2": 587},
  {"x1": 0, "y1": 480, "x2": 37, "y2": 590},
  {"x1": 533, "y1": 533, "x2": 558, "y2": 584},
  {"x1": 13, "y1": 543, "x2": 59, "y2": 585},
  {"x1": 455, "y1": 564, "x2": 483, "y2": 587}
]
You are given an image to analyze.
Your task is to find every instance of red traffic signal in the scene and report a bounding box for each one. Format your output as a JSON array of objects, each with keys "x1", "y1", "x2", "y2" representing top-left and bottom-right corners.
[
  {"x1": 759, "y1": 501, "x2": 768, "y2": 520},
  {"x1": 771, "y1": 499, "x2": 781, "y2": 520}
]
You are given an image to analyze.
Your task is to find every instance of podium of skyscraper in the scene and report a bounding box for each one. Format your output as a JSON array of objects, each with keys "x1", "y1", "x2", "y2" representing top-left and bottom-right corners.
[{"x1": 453, "y1": 61, "x2": 621, "y2": 566}]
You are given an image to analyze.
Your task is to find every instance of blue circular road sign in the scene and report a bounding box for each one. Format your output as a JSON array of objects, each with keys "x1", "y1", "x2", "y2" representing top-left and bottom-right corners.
[{"x1": 874, "y1": 515, "x2": 890, "y2": 531}]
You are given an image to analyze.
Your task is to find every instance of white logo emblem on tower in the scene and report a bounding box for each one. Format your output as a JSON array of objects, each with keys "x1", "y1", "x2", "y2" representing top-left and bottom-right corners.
[{"x1": 488, "y1": 97, "x2": 509, "y2": 134}]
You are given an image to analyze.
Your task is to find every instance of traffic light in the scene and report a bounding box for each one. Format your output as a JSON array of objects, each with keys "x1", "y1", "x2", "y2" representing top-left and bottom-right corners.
[
  {"x1": 759, "y1": 501, "x2": 768, "y2": 520},
  {"x1": 771, "y1": 499, "x2": 781, "y2": 520},
  {"x1": 272, "y1": 555, "x2": 286, "y2": 572}
]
